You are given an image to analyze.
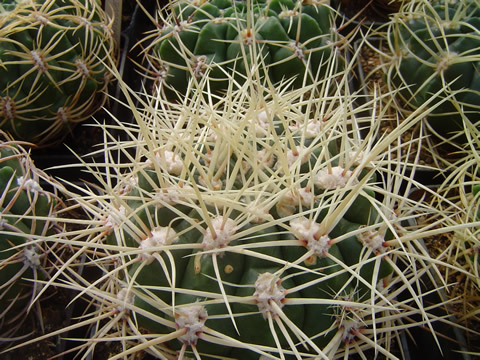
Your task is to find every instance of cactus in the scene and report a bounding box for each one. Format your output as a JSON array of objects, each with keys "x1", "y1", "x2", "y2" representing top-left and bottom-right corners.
[
  {"x1": 0, "y1": 130, "x2": 63, "y2": 339},
  {"x1": 383, "y1": 0, "x2": 480, "y2": 140},
  {"x1": 103, "y1": 111, "x2": 391, "y2": 358},
  {"x1": 32, "y1": 62, "x2": 460, "y2": 360},
  {"x1": 0, "y1": 0, "x2": 116, "y2": 146},
  {"x1": 141, "y1": 0, "x2": 340, "y2": 98}
]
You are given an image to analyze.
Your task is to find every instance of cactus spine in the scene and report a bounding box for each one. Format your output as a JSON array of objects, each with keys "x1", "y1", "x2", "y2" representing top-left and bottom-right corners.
[{"x1": 0, "y1": 1, "x2": 471, "y2": 358}]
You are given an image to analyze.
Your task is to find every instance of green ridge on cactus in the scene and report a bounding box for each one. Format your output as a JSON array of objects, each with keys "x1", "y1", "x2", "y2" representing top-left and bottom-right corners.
[
  {"x1": 386, "y1": 0, "x2": 480, "y2": 139},
  {"x1": 145, "y1": 0, "x2": 337, "y2": 97},
  {"x1": 0, "y1": 0, "x2": 116, "y2": 146}
]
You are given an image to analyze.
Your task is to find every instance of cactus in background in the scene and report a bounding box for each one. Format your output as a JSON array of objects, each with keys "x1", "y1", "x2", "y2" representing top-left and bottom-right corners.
[
  {"x1": 0, "y1": 0, "x2": 116, "y2": 146},
  {"x1": 0, "y1": 130, "x2": 64, "y2": 340},
  {"x1": 383, "y1": 0, "x2": 480, "y2": 140},
  {"x1": 140, "y1": 0, "x2": 340, "y2": 98}
]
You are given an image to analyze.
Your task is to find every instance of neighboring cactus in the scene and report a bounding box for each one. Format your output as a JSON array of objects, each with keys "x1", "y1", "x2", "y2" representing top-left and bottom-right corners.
[
  {"x1": 141, "y1": 0, "x2": 339, "y2": 98},
  {"x1": 0, "y1": 0, "x2": 116, "y2": 146},
  {"x1": 41, "y1": 67, "x2": 458, "y2": 359},
  {"x1": 383, "y1": 0, "x2": 480, "y2": 140},
  {"x1": 0, "y1": 131, "x2": 63, "y2": 339}
]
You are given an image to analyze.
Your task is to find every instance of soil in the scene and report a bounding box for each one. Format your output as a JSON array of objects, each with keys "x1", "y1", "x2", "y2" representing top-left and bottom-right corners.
[
  {"x1": 423, "y1": 230, "x2": 480, "y2": 354},
  {"x1": 334, "y1": 0, "x2": 403, "y2": 23}
]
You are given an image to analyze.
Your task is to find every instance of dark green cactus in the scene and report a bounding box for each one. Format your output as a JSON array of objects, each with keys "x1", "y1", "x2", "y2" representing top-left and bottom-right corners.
[
  {"x1": 0, "y1": 131, "x2": 60, "y2": 337},
  {"x1": 144, "y1": 0, "x2": 338, "y2": 98},
  {"x1": 386, "y1": 0, "x2": 480, "y2": 139},
  {"x1": 0, "y1": 0, "x2": 116, "y2": 146}
]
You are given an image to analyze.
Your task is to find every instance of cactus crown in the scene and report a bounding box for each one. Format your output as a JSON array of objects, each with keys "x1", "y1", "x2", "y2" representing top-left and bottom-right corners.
[{"x1": 0, "y1": 1, "x2": 473, "y2": 358}]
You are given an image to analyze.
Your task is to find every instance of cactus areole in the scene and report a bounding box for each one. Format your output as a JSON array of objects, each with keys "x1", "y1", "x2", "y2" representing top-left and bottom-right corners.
[
  {"x1": 387, "y1": 0, "x2": 480, "y2": 138},
  {"x1": 0, "y1": 0, "x2": 116, "y2": 146},
  {"x1": 146, "y1": 0, "x2": 337, "y2": 97}
]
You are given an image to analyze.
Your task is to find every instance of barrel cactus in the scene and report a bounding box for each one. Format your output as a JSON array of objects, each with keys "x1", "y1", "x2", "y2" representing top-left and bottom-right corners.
[
  {"x1": 141, "y1": 0, "x2": 340, "y2": 98},
  {"x1": 0, "y1": 0, "x2": 116, "y2": 146},
  {"x1": 384, "y1": 0, "x2": 480, "y2": 140},
  {"x1": 0, "y1": 130, "x2": 63, "y2": 339},
  {"x1": 41, "y1": 65, "x2": 455, "y2": 359}
]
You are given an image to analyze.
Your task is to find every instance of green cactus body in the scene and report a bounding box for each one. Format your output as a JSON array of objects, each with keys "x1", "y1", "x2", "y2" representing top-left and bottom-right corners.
[
  {"x1": 386, "y1": 0, "x2": 480, "y2": 138},
  {"x1": 0, "y1": 0, "x2": 116, "y2": 146},
  {"x1": 107, "y1": 199, "x2": 393, "y2": 358},
  {"x1": 88, "y1": 74, "x2": 404, "y2": 359},
  {"x1": 0, "y1": 134, "x2": 59, "y2": 335},
  {"x1": 145, "y1": 0, "x2": 336, "y2": 97}
]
